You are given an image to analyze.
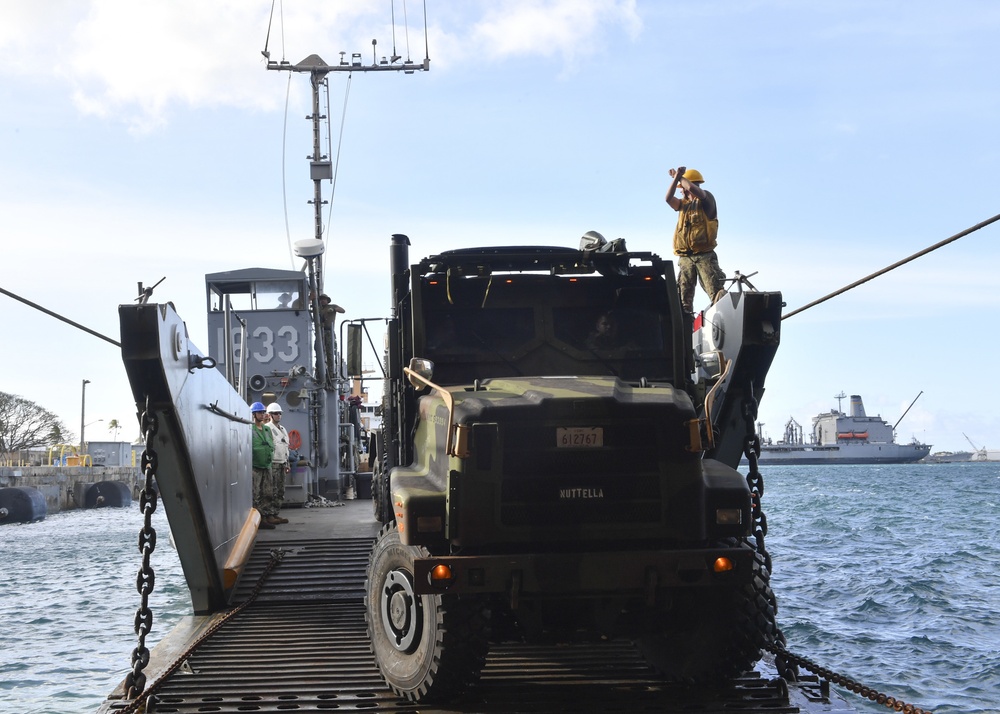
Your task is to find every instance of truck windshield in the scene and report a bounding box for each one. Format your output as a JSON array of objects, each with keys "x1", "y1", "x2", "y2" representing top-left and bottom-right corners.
[{"x1": 416, "y1": 271, "x2": 675, "y2": 385}]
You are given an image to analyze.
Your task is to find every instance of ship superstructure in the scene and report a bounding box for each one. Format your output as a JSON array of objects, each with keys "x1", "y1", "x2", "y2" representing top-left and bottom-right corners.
[{"x1": 756, "y1": 394, "x2": 930, "y2": 464}]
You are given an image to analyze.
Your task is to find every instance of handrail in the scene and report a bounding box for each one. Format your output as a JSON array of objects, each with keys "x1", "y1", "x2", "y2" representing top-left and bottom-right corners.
[
  {"x1": 47, "y1": 443, "x2": 79, "y2": 466},
  {"x1": 402, "y1": 366, "x2": 464, "y2": 458}
]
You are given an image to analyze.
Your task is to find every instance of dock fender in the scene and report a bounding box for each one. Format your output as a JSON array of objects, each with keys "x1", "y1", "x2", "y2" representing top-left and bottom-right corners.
[
  {"x1": 84, "y1": 480, "x2": 133, "y2": 508},
  {"x1": 0, "y1": 486, "x2": 47, "y2": 524}
]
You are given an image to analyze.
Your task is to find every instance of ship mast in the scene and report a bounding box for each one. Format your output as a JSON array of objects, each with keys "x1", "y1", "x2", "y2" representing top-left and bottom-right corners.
[
  {"x1": 265, "y1": 35, "x2": 431, "y2": 299},
  {"x1": 260, "y1": 15, "x2": 430, "y2": 498}
]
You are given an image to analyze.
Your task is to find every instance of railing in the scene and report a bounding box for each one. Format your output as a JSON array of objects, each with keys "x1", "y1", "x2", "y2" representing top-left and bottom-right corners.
[{"x1": 46, "y1": 444, "x2": 93, "y2": 467}]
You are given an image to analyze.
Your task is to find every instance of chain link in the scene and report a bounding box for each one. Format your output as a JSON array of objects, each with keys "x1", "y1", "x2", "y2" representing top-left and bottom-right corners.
[
  {"x1": 766, "y1": 641, "x2": 933, "y2": 714},
  {"x1": 124, "y1": 395, "x2": 159, "y2": 700},
  {"x1": 740, "y1": 390, "x2": 769, "y2": 569}
]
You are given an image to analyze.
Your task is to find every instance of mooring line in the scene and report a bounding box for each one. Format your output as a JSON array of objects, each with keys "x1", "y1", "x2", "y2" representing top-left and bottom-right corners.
[
  {"x1": 782, "y1": 212, "x2": 1000, "y2": 320},
  {"x1": 0, "y1": 285, "x2": 121, "y2": 347}
]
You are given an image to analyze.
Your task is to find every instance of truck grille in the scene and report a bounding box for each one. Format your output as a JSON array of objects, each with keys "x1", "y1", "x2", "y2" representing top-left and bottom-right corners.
[{"x1": 499, "y1": 422, "x2": 663, "y2": 527}]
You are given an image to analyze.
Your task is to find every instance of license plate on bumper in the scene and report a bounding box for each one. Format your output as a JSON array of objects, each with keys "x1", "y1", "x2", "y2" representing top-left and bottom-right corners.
[{"x1": 556, "y1": 427, "x2": 604, "y2": 447}]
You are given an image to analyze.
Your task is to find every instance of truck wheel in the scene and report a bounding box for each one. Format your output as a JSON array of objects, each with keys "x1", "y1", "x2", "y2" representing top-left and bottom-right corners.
[
  {"x1": 364, "y1": 523, "x2": 490, "y2": 702},
  {"x1": 370, "y1": 433, "x2": 390, "y2": 523},
  {"x1": 637, "y1": 539, "x2": 776, "y2": 682}
]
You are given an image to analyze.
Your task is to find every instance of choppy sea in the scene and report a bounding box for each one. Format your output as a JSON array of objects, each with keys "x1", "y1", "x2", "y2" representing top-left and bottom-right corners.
[{"x1": 1, "y1": 463, "x2": 998, "y2": 714}]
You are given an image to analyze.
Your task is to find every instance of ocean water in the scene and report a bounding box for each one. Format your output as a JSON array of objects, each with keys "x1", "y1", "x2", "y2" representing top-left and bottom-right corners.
[
  {"x1": 764, "y1": 462, "x2": 1000, "y2": 714},
  {"x1": 0, "y1": 505, "x2": 186, "y2": 714},
  {"x1": 1, "y1": 463, "x2": 997, "y2": 714}
]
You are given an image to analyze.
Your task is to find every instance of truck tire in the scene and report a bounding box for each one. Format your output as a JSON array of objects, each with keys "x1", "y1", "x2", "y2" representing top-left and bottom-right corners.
[
  {"x1": 371, "y1": 457, "x2": 386, "y2": 522},
  {"x1": 371, "y1": 434, "x2": 391, "y2": 523},
  {"x1": 636, "y1": 538, "x2": 776, "y2": 682},
  {"x1": 364, "y1": 523, "x2": 490, "y2": 702}
]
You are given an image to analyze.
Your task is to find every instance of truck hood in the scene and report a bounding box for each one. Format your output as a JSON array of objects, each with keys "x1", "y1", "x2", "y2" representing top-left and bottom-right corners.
[{"x1": 450, "y1": 375, "x2": 696, "y2": 421}]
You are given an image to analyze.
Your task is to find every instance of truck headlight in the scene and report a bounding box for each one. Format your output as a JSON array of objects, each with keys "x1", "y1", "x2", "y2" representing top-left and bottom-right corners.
[{"x1": 715, "y1": 508, "x2": 742, "y2": 525}]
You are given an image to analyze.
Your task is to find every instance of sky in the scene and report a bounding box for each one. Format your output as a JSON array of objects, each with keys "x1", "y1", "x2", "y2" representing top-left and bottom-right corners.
[{"x1": 1, "y1": 0, "x2": 998, "y2": 454}]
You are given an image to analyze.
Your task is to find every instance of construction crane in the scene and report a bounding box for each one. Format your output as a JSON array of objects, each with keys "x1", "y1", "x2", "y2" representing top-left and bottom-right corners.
[{"x1": 963, "y1": 433, "x2": 988, "y2": 461}]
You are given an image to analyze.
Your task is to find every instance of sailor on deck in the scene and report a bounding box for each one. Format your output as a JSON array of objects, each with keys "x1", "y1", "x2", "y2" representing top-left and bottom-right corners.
[{"x1": 665, "y1": 166, "x2": 726, "y2": 314}]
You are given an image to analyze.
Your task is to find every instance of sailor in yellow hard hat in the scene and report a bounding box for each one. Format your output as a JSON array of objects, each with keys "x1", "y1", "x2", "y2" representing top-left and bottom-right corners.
[{"x1": 665, "y1": 166, "x2": 726, "y2": 314}]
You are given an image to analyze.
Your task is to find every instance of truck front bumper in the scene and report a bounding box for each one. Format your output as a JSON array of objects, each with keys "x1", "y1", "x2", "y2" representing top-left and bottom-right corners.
[{"x1": 411, "y1": 545, "x2": 755, "y2": 596}]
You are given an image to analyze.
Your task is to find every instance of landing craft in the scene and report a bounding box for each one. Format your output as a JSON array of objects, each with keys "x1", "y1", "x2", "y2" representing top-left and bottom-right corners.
[{"x1": 93, "y1": 7, "x2": 936, "y2": 713}]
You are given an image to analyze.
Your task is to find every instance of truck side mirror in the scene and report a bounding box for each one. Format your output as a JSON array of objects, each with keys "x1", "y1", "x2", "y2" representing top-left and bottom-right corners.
[
  {"x1": 346, "y1": 323, "x2": 363, "y2": 376},
  {"x1": 406, "y1": 358, "x2": 435, "y2": 388}
]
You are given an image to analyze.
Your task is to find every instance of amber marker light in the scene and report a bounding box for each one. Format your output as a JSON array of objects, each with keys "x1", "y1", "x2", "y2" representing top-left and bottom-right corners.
[
  {"x1": 430, "y1": 563, "x2": 454, "y2": 588},
  {"x1": 713, "y1": 557, "x2": 734, "y2": 573}
]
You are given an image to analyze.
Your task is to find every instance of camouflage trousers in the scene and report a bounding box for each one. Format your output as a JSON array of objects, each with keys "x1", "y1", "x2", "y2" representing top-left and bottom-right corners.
[
  {"x1": 677, "y1": 250, "x2": 726, "y2": 313},
  {"x1": 271, "y1": 462, "x2": 288, "y2": 506},
  {"x1": 253, "y1": 466, "x2": 280, "y2": 518}
]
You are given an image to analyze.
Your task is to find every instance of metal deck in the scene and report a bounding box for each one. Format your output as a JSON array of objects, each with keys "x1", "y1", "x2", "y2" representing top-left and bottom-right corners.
[{"x1": 102, "y1": 500, "x2": 854, "y2": 713}]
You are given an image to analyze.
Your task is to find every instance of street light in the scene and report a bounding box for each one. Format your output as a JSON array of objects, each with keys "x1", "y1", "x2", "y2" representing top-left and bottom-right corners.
[
  {"x1": 80, "y1": 379, "x2": 90, "y2": 452},
  {"x1": 84, "y1": 418, "x2": 104, "y2": 452}
]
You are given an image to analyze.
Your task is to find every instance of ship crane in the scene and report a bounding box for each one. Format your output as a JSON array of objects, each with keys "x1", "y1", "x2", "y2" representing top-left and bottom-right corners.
[
  {"x1": 963, "y1": 433, "x2": 988, "y2": 461},
  {"x1": 892, "y1": 390, "x2": 923, "y2": 435},
  {"x1": 782, "y1": 417, "x2": 803, "y2": 445}
]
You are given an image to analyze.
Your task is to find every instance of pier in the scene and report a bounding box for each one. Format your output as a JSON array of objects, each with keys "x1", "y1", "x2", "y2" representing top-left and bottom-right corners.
[{"x1": 0, "y1": 464, "x2": 141, "y2": 521}]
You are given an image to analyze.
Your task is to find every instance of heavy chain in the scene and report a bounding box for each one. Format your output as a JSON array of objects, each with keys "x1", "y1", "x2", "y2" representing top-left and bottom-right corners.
[
  {"x1": 740, "y1": 389, "x2": 804, "y2": 683},
  {"x1": 124, "y1": 395, "x2": 159, "y2": 699},
  {"x1": 740, "y1": 390, "x2": 769, "y2": 570},
  {"x1": 766, "y1": 641, "x2": 933, "y2": 714}
]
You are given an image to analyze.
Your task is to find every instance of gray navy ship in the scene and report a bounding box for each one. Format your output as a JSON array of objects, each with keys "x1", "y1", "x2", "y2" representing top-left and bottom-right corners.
[{"x1": 755, "y1": 393, "x2": 931, "y2": 465}]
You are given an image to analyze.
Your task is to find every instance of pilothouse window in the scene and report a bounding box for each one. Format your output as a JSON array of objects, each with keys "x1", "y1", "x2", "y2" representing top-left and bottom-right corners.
[{"x1": 259, "y1": 282, "x2": 301, "y2": 310}]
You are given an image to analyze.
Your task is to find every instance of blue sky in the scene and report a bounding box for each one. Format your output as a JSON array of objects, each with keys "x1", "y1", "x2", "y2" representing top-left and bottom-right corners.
[{"x1": 1, "y1": 1, "x2": 998, "y2": 453}]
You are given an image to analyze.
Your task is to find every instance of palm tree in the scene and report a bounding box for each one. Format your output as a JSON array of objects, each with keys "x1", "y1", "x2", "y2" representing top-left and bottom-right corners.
[{"x1": 107, "y1": 419, "x2": 122, "y2": 441}]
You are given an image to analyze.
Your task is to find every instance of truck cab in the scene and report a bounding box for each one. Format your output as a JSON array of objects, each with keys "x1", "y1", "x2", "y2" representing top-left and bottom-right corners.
[{"x1": 364, "y1": 237, "x2": 779, "y2": 702}]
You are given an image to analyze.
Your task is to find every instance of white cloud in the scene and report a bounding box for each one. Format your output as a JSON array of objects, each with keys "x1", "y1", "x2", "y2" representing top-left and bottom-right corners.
[
  {"x1": 0, "y1": 1, "x2": 408, "y2": 132},
  {"x1": 65, "y1": 1, "x2": 285, "y2": 131},
  {"x1": 1, "y1": 1, "x2": 643, "y2": 131},
  {"x1": 468, "y1": 0, "x2": 641, "y2": 61}
]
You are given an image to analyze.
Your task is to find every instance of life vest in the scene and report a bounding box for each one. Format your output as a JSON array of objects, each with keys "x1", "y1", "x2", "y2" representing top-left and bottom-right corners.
[{"x1": 673, "y1": 195, "x2": 719, "y2": 255}]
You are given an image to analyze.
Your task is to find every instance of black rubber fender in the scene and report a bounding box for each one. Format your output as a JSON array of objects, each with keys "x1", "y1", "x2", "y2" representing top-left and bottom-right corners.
[
  {"x1": 0, "y1": 486, "x2": 47, "y2": 524},
  {"x1": 84, "y1": 480, "x2": 133, "y2": 508}
]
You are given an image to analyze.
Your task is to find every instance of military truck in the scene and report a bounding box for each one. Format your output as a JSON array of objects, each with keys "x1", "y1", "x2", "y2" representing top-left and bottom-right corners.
[{"x1": 361, "y1": 234, "x2": 783, "y2": 702}]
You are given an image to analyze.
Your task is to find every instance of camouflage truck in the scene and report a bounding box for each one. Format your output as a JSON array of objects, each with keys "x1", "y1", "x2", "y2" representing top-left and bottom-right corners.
[{"x1": 362, "y1": 235, "x2": 783, "y2": 702}]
